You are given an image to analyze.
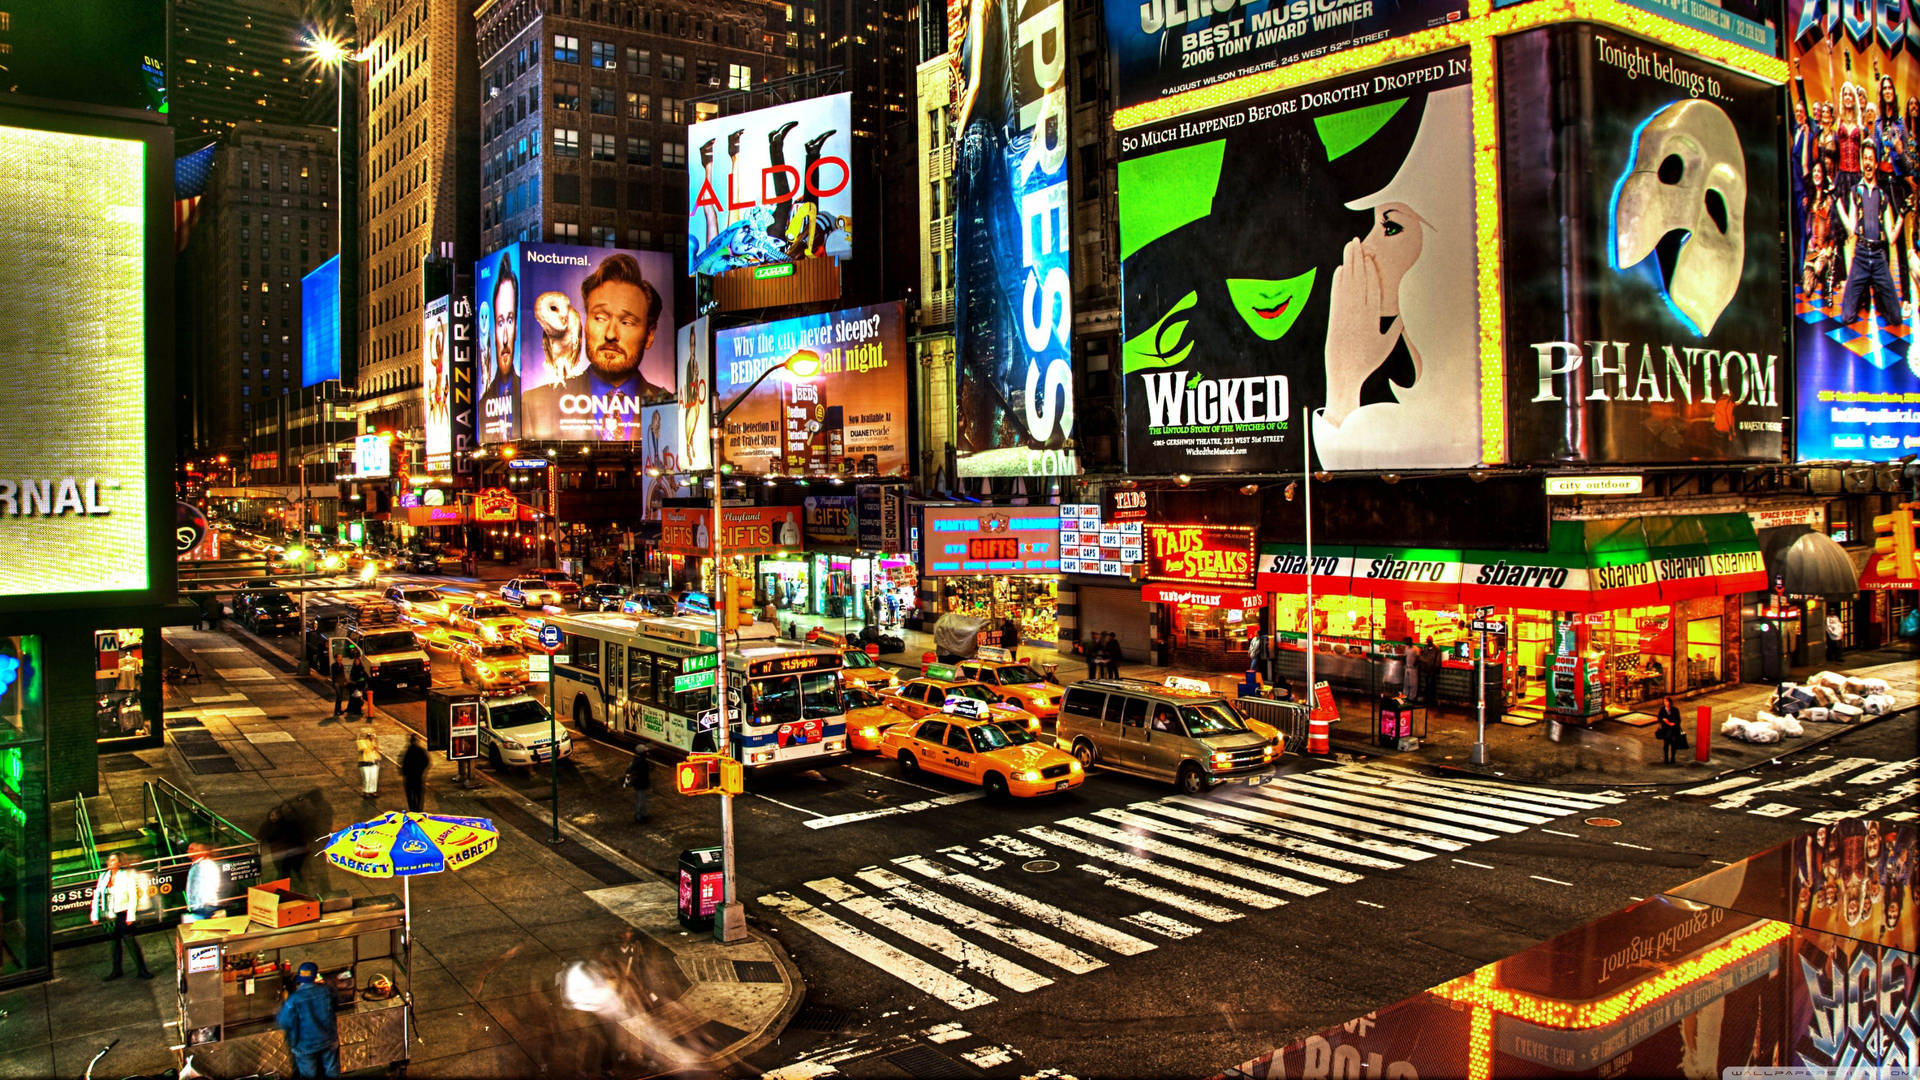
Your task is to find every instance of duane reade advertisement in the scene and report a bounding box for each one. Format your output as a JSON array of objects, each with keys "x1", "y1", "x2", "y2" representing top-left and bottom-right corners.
[{"x1": 0, "y1": 124, "x2": 149, "y2": 599}]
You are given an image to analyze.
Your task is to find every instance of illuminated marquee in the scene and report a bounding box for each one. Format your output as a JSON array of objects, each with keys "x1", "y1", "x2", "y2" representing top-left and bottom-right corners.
[
  {"x1": 1145, "y1": 524, "x2": 1257, "y2": 587},
  {"x1": 472, "y1": 488, "x2": 518, "y2": 522}
]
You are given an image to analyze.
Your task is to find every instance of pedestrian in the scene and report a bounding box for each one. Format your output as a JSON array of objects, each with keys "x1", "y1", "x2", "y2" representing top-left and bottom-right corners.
[
  {"x1": 401, "y1": 734, "x2": 429, "y2": 813},
  {"x1": 1401, "y1": 638, "x2": 1421, "y2": 704},
  {"x1": 182, "y1": 842, "x2": 224, "y2": 922},
  {"x1": 1826, "y1": 611, "x2": 1846, "y2": 662},
  {"x1": 1418, "y1": 637, "x2": 1441, "y2": 710},
  {"x1": 624, "y1": 748, "x2": 651, "y2": 822},
  {"x1": 89, "y1": 852, "x2": 152, "y2": 980},
  {"x1": 346, "y1": 658, "x2": 368, "y2": 718},
  {"x1": 762, "y1": 598, "x2": 779, "y2": 626},
  {"x1": 329, "y1": 652, "x2": 350, "y2": 717},
  {"x1": 1246, "y1": 630, "x2": 1267, "y2": 685},
  {"x1": 357, "y1": 722, "x2": 380, "y2": 798},
  {"x1": 1101, "y1": 632, "x2": 1121, "y2": 679},
  {"x1": 1655, "y1": 696, "x2": 1687, "y2": 764},
  {"x1": 276, "y1": 961, "x2": 341, "y2": 1079},
  {"x1": 201, "y1": 594, "x2": 223, "y2": 633},
  {"x1": 260, "y1": 806, "x2": 300, "y2": 884}
]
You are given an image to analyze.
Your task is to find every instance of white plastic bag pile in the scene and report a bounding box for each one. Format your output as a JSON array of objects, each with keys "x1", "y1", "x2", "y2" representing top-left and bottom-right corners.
[
  {"x1": 1722, "y1": 714, "x2": 1786, "y2": 743},
  {"x1": 1770, "y1": 673, "x2": 1898, "y2": 725}
]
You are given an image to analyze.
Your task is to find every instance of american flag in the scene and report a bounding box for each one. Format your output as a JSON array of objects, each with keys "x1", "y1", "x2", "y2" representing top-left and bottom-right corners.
[{"x1": 173, "y1": 143, "x2": 218, "y2": 255}]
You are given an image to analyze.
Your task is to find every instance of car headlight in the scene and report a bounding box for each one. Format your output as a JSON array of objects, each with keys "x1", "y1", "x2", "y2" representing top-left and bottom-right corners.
[
  {"x1": 1016, "y1": 769, "x2": 1041, "y2": 783},
  {"x1": 1210, "y1": 751, "x2": 1233, "y2": 767},
  {"x1": 1069, "y1": 760, "x2": 1082, "y2": 773},
  {"x1": 498, "y1": 737, "x2": 522, "y2": 750},
  {"x1": 859, "y1": 726, "x2": 879, "y2": 738}
]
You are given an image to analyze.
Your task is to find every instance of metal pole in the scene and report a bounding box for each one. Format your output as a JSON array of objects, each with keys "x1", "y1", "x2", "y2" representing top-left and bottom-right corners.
[
  {"x1": 711, "y1": 412, "x2": 745, "y2": 943},
  {"x1": 1472, "y1": 629, "x2": 1488, "y2": 764},
  {"x1": 549, "y1": 650, "x2": 561, "y2": 843},
  {"x1": 1303, "y1": 407, "x2": 1315, "y2": 712}
]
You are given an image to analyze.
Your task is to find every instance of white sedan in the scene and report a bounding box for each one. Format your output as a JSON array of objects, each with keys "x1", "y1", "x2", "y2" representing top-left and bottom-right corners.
[{"x1": 500, "y1": 578, "x2": 562, "y2": 609}]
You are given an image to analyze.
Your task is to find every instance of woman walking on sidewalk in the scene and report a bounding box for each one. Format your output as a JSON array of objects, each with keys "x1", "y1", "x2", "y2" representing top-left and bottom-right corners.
[
  {"x1": 357, "y1": 722, "x2": 381, "y2": 797},
  {"x1": 1655, "y1": 696, "x2": 1687, "y2": 764},
  {"x1": 90, "y1": 852, "x2": 153, "y2": 980}
]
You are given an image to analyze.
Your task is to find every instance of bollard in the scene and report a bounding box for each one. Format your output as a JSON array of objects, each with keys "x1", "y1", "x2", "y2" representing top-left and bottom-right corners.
[
  {"x1": 1695, "y1": 704, "x2": 1711, "y2": 763},
  {"x1": 1307, "y1": 717, "x2": 1331, "y2": 755}
]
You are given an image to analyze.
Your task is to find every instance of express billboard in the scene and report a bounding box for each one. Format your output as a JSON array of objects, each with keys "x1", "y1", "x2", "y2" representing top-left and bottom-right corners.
[
  {"x1": 481, "y1": 243, "x2": 676, "y2": 443},
  {"x1": 423, "y1": 294, "x2": 452, "y2": 473},
  {"x1": 953, "y1": 0, "x2": 1078, "y2": 477},
  {"x1": 1500, "y1": 26, "x2": 1784, "y2": 464},
  {"x1": 687, "y1": 93, "x2": 853, "y2": 278},
  {"x1": 302, "y1": 255, "x2": 342, "y2": 386},
  {"x1": 715, "y1": 303, "x2": 910, "y2": 477},
  {"x1": 1787, "y1": 0, "x2": 1920, "y2": 461},
  {"x1": 1105, "y1": 0, "x2": 1462, "y2": 112},
  {"x1": 1117, "y1": 51, "x2": 1479, "y2": 474},
  {"x1": 0, "y1": 122, "x2": 152, "y2": 600}
]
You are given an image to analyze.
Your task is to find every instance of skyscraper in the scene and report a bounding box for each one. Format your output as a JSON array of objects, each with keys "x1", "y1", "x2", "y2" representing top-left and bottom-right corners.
[{"x1": 170, "y1": 0, "x2": 348, "y2": 140}]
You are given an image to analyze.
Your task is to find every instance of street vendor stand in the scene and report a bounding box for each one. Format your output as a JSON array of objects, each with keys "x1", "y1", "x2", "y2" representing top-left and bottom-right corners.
[{"x1": 173, "y1": 897, "x2": 411, "y2": 1077}]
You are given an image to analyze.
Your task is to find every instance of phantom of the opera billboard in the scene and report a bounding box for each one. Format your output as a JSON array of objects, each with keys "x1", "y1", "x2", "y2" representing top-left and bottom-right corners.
[
  {"x1": 714, "y1": 303, "x2": 911, "y2": 478},
  {"x1": 1786, "y1": 0, "x2": 1920, "y2": 462},
  {"x1": 953, "y1": 0, "x2": 1079, "y2": 477},
  {"x1": 1116, "y1": 51, "x2": 1480, "y2": 474},
  {"x1": 1500, "y1": 25, "x2": 1785, "y2": 464},
  {"x1": 686, "y1": 93, "x2": 853, "y2": 277},
  {"x1": 474, "y1": 243, "x2": 676, "y2": 443}
]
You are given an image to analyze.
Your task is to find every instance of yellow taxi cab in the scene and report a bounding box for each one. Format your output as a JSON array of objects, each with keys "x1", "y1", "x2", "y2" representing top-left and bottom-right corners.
[
  {"x1": 450, "y1": 598, "x2": 524, "y2": 641},
  {"x1": 417, "y1": 624, "x2": 480, "y2": 656},
  {"x1": 837, "y1": 648, "x2": 901, "y2": 693},
  {"x1": 844, "y1": 685, "x2": 915, "y2": 752},
  {"x1": 881, "y1": 665, "x2": 1042, "y2": 735},
  {"x1": 878, "y1": 704, "x2": 1084, "y2": 798},
  {"x1": 956, "y1": 647, "x2": 1062, "y2": 719}
]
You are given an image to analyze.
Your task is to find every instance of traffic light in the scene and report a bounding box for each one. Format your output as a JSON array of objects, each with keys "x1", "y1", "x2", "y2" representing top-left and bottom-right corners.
[
  {"x1": 674, "y1": 752, "x2": 744, "y2": 795},
  {"x1": 1872, "y1": 503, "x2": 1919, "y2": 582},
  {"x1": 730, "y1": 575, "x2": 757, "y2": 630}
]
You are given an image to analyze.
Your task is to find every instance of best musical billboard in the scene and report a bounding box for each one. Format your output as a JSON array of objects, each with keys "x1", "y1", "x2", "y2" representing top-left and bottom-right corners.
[
  {"x1": 953, "y1": 0, "x2": 1078, "y2": 477},
  {"x1": 687, "y1": 93, "x2": 853, "y2": 277},
  {"x1": 1500, "y1": 26, "x2": 1785, "y2": 464},
  {"x1": 1787, "y1": 0, "x2": 1920, "y2": 461},
  {"x1": 1116, "y1": 51, "x2": 1480, "y2": 474},
  {"x1": 474, "y1": 245, "x2": 522, "y2": 444},
  {"x1": 715, "y1": 302, "x2": 910, "y2": 477},
  {"x1": 423, "y1": 295, "x2": 452, "y2": 473},
  {"x1": 484, "y1": 243, "x2": 676, "y2": 442},
  {"x1": 1105, "y1": 0, "x2": 1464, "y2": 112}
]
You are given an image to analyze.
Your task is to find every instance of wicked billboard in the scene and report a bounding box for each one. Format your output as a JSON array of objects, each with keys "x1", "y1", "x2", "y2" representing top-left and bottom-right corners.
[
  {"x1": 1116, "y1": 50, "x2": 1480, "y2": 474},
  {"x1": 953, "y1": 0, "x2": 1079, "y2": 477},
  {"x1": 1500, "y1": 26, "x2": 1786, "y2": 464},
  {"x1": 1105, "y1": 0, "x2": 1464, "y2": 112}
]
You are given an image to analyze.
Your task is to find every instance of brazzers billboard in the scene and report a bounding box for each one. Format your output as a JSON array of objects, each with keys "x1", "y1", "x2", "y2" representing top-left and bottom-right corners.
[
  {"x1": 954, "y1": 0, "x2": 1078, "y2": 477},
  {"x1": 687, "y1": 93, "x2": 853, "y2": 277},
  {"x1": 1116, "y1": 51, "x2": 1480, "y2": 473},
  {"x1": 474, "y1": 243, "x2": 677, "y2": 443}
]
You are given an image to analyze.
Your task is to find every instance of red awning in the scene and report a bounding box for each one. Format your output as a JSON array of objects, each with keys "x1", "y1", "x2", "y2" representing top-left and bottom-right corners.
[{"x1": 1142, "y1": 584, "x2": 1266, "y2": 611}]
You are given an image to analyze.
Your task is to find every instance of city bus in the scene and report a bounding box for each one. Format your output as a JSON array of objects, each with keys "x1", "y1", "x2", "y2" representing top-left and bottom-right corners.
[{"x1": 544, "y1": 611, "x2": 851, "y2": 771}]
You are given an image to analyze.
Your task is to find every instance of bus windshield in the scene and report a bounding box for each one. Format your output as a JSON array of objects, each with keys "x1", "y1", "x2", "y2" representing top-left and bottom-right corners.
[{"x1": 752, "y1": 671, "x2": 843, "y2": 725}]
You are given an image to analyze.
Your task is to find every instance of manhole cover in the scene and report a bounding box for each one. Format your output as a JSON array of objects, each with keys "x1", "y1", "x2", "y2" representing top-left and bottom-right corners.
[
  {"x1": 1584, "y1": 817, "x2": 1622, "y2": 828},
  {"x1": 1022, "y1": 859, "x2": 1059, "y2": 873}
]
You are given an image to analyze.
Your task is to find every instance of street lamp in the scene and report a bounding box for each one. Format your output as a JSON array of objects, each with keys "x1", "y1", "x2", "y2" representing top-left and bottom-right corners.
[
  {"x1": 708, "y1": 348, "x2": 819, "y2": 945},
  {"x1": 287, "y1": 545, "x2": 314, "y2": 675}
]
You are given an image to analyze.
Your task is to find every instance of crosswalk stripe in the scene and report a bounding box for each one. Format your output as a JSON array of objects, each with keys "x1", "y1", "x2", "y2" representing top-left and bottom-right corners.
[
  {"x1": 852, "y1": 868, "x2": 1106, "y2": 975},
  {"x1": 1228, "y1": 785, "x2": 1472, "y2": 851},
  {"x1": 1327, "y1": 770, "x2": 1569, "y2": 822},
  {"x1": 891, "y1": 855, "x2": 1157, "y2": 956},
  {"x1": 1677, "y1": 774, "x2": 1764, "y2": 797},
  {"x1": 805, "y1": 877, "x2": 1053, "y2": 993},
  {"x1": 1024, "y1": 825, "x2": 1285, "y2": 909},
  {"x1": 758, "y1": 891, "x2": 999, "y2": 1010},
  {"x1": 1053, "y1": 815, "x2": 1326, "y2": 898},
  {"x1": 1123, "y1": 911, "x2": 1202, "y2": 939},
  {"x1": 1262, "y1": 776, "x2": 1507, "y2": 842},
  {"x1": 1094, "y1": 806, "x2": 1364, "y2": 885},
  {"x1": 1280, "y1": 772, "x2": 1531, "y2": 834},
  {"x1": 1358, "y1": 765, "x2": 1624, "y2": 806},
  {"x1": 1171, "y1": 793, "x2": 1426, "y2": 865},
  {"x1": 1711, "y1": 758, "x2": 1881, "y2": 807},
  {"x1": 1071, "y1": 862, "x2": 1244, "y2": 922},
  {"x1": 1147, "y1": 797, "x2": 1406, "y2": 870},
  {"x1": 1846, "y1": 759, "x2": 1919, "y2": 785}
]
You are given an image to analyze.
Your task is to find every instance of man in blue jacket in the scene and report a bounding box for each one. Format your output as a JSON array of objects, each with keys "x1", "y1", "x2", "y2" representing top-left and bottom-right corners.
[{"x1": 276, "y1": 962, "x2": 339, "y2": 1079}]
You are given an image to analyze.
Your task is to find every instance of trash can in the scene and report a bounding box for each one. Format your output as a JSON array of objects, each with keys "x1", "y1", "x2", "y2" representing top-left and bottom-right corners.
[
  {"x1": 677, "y1": 846, "x2": 725, "y2": 931},
  {"x1": 1378, "y1": 696, "x2": 1404, "y2": 746}
]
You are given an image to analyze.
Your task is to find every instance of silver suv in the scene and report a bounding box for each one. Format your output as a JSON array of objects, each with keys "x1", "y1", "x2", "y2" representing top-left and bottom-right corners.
[{"x1": 1054, "y1": 679, "x2": 1282, "y2": 794}]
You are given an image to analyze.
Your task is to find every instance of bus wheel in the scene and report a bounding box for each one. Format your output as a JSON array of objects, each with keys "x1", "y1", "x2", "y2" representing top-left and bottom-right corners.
[
  {"x1": 575, "y1": 698, "x2": 601, "y2": 737},
  {"x1": 898, "y1": 751, "x2": 918, "y2": 775}
]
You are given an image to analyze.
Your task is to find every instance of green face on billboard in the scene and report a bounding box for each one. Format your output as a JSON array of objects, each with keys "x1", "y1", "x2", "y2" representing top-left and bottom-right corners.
[{"x1": 0, "y1": 125, "x2": 149, "y2": 599}]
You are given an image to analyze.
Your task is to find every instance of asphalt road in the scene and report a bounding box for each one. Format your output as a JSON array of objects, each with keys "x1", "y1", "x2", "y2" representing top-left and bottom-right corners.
[{"x1": 219, "y1": 593, "x2": 1918, "y2": 1079}]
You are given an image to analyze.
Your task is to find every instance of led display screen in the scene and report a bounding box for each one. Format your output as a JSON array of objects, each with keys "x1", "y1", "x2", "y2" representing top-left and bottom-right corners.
[
  {"x1": 0, "y1": 123, "x2": 149, "y2": 599},
  {"x1": 687, "y1": 93, "x2": 853, "y2": 277},
  {"x1": 921, "y1": 506, "x2": 1061, "y2": 576},
  {"x1": 715, "y1": 302, "x2": 910, "y2": 477},
  {"x1": 301, "y1": 255, "x2": 342, "y2": 386}
]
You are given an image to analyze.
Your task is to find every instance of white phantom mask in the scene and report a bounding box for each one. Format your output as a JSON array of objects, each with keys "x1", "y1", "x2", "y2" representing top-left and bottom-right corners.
[{"x1": 1611, "y1": 99, "x2": 1747, "y2": 336}]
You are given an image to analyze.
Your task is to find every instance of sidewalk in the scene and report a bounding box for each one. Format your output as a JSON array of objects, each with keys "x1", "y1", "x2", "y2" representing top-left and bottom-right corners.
[
  {"x1": 0, "y1": 627, "x2": 801, "y2": 1079},
  {"x1": 872, "y1": 631, "x2": 1917, "y2": 789}
]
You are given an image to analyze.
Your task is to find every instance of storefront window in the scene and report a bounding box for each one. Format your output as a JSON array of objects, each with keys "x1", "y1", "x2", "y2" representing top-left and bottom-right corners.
[
  {"x1": 95, "y1": 628, "x2": 153, "y2": 744},
  {"x1": 939, "y1": 576, "x2": 1058, "y2": 644},
  {"x1": 0, "y1": 636, "x2": 50, "y2": 986}
]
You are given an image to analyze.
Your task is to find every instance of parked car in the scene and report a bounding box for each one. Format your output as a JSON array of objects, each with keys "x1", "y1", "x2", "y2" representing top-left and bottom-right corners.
[
  {"x1": 235, "y1": 589, "x2": 300, "y2": 635},
  {"x1": 427, "y1": 692, "x2": 572, "y2": 769},
  {"x1": 531, "y1": 570, "x2": 581, "y2": 603},
  {"x1": 578, "y1": 583, "x2": 630, "y2": 612},
  {"x1": 500, "y1": 578, "x2": 563, "y2": 609},
  {"x1": 302, "y1": 608, "x2": 433, "y2": 693}
]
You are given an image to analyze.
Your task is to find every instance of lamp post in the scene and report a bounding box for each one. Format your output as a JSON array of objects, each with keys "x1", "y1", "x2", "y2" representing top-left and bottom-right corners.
[
  {"x1": 708, "y1": 347, "x2": 820, "y2": 945},
  {"x1": 288, "y1": 545, "x2": 313, "y2": 674}
]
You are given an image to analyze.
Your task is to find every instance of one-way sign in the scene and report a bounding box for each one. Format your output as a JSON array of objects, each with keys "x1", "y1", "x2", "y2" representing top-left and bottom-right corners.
[{"x1": 1471, "y1": 619, "x2": 1507, "y2": 634}]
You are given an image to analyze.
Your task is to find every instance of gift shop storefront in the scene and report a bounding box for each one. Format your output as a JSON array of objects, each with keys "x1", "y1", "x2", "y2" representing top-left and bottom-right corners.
[{"x1": 1255, "y1": 515, "x2": 1767, "y2": 723}]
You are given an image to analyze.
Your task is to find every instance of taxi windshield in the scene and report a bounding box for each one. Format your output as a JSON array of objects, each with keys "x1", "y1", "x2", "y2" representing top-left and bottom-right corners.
[
  {"x1": 468, "y1": 604, "x2": 509, "y2": 619},
  {"x1": 475, "y1": 643, "x2": 520, "y2": 658},
  {"x1": 995, "y1": 664, "x2": 1045, "y2": 684},
  {"x1": 844, "y1": 687, "x2": 880, "y2": 709},
  {"x1": 946, "y1": 683, "x2": 997, "y2": 703},
  {"x1": 970, "y1": 723, "x2": 1015, "y2": 751},
  {"x1": 1182, "y1": 702, "x2": 1250, "y2": 735},
  {"x1": 841, "y1": 651, "x2": 875, "y2": 669},
  {"x1": 990, "y1": 720, "x2": 1036, "y2": 745}
]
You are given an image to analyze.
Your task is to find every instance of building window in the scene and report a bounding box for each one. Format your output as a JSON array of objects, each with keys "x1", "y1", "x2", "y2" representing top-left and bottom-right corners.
[
  {"x1": 553, "y1": 80, "x2": 579, "y2": 110},
  {"x1": 661, "y1": 97, "x2": 685, "y2": 125},
  {"x1": 590, "y1": 86, "x2": 615, "y2": 115},
  {"x1": 693, "y1": 101, "x2": 719, "y2": 124},
  {"x1": 554, "y1": 174, "x2": 579, "y2": 204},
  {"x1": 695, "y1": 59, "x2": 717, "y2": 86},
  {"x1": 553, "y1": 34, "x2": 579, "y2": 63},
  {"x1": 626, "y1": 47, "x2": 651, "y2": 76},
  {"x1": 661, "y1": 53, "x2": 685, "y2": 81},
  {"x1": 663, "y1": 141, "x2": 687, "y2": 168},
  {"x1": 626, "y1": 91, "x2": 649, "y2": 120},
  {"x1": 554, "y1": 128, "x2": 579, "y2": 156},
  {"x1": 728, "y1": 63, "x2": 751, "y2": 90},
  {"x1": 590, "y1": 40, "x2": 616, "y2": 68},
  {"x1": 590, "y1": 177, "x2": 615, "y2": 207},
  {"x1": 554, "y1": 221, "x2": 580, "y2": 241},
  {"x1": 626, "y1": 136, "x2": 651, "y2": 164},
  {"x1": 590, "y1": 225, "x2": 616, "y2": 247},
  {"x1": 591, "y1": 132, "x2": 616, "y2": 161}
]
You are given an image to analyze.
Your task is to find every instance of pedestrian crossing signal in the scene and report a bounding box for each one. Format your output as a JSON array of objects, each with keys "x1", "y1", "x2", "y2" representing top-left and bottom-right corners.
[
  {"x1": 675, "y1": 753, "x2": 743, "y2": 795},
  {"x1": 1871, "y1": 504, "x2": 1918, "y2": 581}
]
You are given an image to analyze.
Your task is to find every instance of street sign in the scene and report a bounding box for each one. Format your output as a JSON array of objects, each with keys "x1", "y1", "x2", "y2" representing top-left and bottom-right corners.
[
  {"x1": 1474, "y1": 605, "x2": 1495, "y2": 618},
  {"x1": 1471, "y1": 619, "x2": 1507, "y2": 634},
  {"x1": 673, "y1": 669, "x2": 717, "y2": 693},
  {"x1": 528, "y1": 670, "x2": 551, "y2": 683},
  {"x1": 528, "y1": 654, "x2": 550, "y2": 672},
  {"x1": 538, "y1": 623, "x2": 564, "y2": 650},
  {"x1": 698, "y1": 706, "x2": 743, "y2": 729}
]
